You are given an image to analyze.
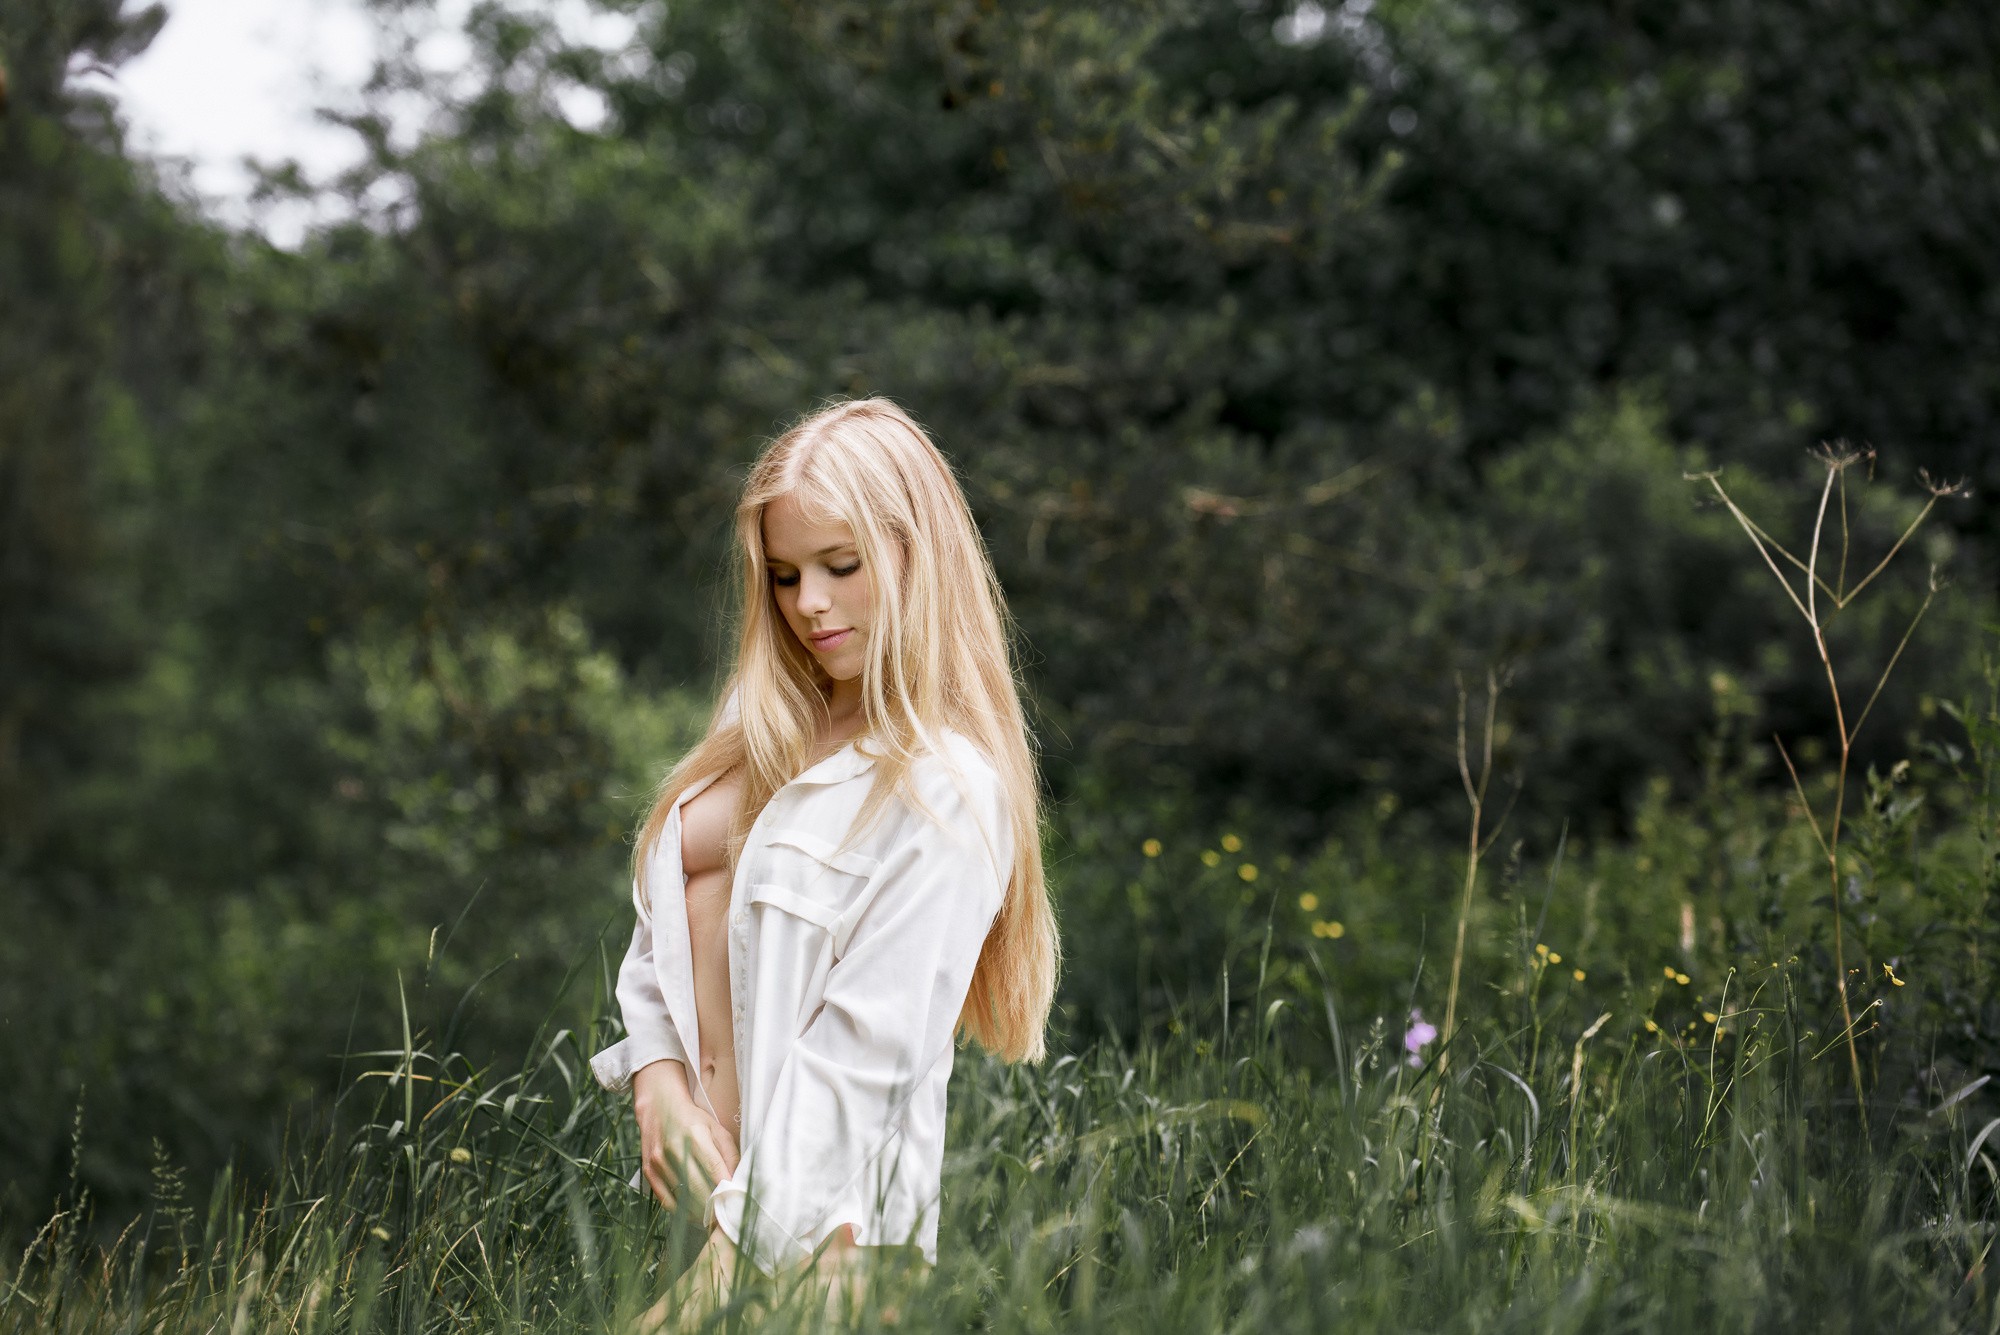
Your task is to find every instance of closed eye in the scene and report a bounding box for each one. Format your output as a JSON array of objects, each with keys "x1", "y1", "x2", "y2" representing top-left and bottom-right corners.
[{"x1": 768, "y1": 559, "x2": 860, "y2": 586}]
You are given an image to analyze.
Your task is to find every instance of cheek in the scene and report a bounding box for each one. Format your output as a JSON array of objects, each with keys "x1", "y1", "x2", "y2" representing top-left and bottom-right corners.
[
  {"x1": 847, "y1": 575, "x2": 875, "y2": 629},
  {"x1": 772, "y1": 585, "x2": 801, "y2": 629}
]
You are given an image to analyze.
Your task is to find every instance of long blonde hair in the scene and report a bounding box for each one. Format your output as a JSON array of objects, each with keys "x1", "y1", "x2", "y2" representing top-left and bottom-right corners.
[{"x1": 632, "y1": 398, "x2": 1057, "y2": 1063}]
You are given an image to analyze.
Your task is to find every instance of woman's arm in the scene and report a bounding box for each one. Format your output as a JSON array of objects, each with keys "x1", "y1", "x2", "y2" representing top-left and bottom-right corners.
[
  {"x1": 591, "y1": 879, "x2": 690, "y2": 1089},
  {"x1": 707, "y1": 754, "x2": 1011, "y2": 1273},
  {"x1": 592, "y1": 882, "x2": 737, "y2": 1204}
]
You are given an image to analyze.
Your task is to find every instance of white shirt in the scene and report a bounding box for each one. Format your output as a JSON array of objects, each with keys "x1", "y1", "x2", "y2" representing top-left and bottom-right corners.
[{"x1": 589, "y1": 730, "x2": 1010, "y2": 1275}]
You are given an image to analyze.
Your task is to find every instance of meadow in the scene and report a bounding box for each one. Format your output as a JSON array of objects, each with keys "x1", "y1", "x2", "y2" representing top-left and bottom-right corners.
[{"x1": 6, "y1": 646, "x2": 1997, "y2": 1333}]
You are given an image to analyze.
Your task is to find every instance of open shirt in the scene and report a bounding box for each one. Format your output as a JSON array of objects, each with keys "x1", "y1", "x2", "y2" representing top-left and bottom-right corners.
[{"x1": 589, "y1": 731, "x2": 1010, "y2": 1274}]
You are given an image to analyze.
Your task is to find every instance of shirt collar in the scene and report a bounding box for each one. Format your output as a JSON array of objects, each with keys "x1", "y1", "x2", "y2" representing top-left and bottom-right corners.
[{"x1": 791, "y1": 739, "x2": 879, "y2": 787}]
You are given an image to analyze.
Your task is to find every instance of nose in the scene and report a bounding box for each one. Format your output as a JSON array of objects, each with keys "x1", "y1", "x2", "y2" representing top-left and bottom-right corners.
[{"x1": 796, "y1": 572, "x2": 833, "y2": 617}]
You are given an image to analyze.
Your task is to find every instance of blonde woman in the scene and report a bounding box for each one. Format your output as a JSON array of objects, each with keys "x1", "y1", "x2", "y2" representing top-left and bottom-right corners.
[{"x1": 589, "y1": 398, "x2": 1058, "y2": 1317}]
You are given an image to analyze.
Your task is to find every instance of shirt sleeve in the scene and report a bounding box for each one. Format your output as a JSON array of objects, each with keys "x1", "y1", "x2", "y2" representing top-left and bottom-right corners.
[
  {"x1": 707, "y1": 752, "x2": 1011, "y2": 1273},
  {"x1": 590, "y1": 877, "x2": 689, "y2": 1093}
]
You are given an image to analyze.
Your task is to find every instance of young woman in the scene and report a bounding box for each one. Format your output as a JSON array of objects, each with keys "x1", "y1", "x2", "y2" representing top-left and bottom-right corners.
[{"x1": 589, "y1": 398, "x2": 1058, "y2": 1314}]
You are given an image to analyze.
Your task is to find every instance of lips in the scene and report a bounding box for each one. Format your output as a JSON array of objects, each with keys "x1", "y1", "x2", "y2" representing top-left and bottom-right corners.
[{"x1": 807, "y1": 628, "x2": 853, "y2": 652}]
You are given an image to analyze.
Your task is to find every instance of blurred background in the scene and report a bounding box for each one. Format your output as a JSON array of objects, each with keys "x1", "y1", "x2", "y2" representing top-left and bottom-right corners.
[{"x1": 4, "y1": 0, "x2": 1998, "y2": 1229}]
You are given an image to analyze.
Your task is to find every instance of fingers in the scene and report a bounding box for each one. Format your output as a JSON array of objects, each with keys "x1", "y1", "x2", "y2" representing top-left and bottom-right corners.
[
  {"x1": 712, "y1": 1120, "x2": 741, "y2": 1176},
  {"x1": 636, "y1": 1103, "x2": 739, "y2": 1211},
  {"x1": 683, "y1": 1125, "x2": 731, "y2": 1193},
  {"x1": 651, "y1": 1121, "x2": 723, "y2": 1195},
  {"x1": 641, "y1": 1144, "x2": 678, "y2": 1206}
]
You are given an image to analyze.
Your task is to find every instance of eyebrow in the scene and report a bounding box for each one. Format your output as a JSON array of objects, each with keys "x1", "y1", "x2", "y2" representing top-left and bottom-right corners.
[{"x1": 765, "y1": 543, "x2": 857, "y2": 563}]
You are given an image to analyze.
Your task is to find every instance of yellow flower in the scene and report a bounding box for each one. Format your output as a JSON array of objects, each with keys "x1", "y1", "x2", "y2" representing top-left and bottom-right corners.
[
  {"x1": 1882, "y1": 963, "x2": 1905, "y2": 987},
  {"x1": 1663, "y1": 966, "x2": 1677, "y2": 979},
  {"x1": 1702, "y1": 1011, "x2": 1718, "y2": 1024},
  {"x1": 1238, "y1": 863, "x2": 1259, "y2": 882},
  {"x1": 1572, "y1": 968, "x2": 1586, "y2": 982},
  {"x1": 1644, "y1": 1018, "x2": 1660, "y2": 1034},
  {"x1": 1548, "y1": 951, "x2": 1562, "y2": 964},
  {"x1": 1201, "y1": 850, "x2": 1221, "y2": 868},
  {"x1": 1535, "y1": 943, "x2": 1550, "y2": 958},
  {"x1": 1298, "y1": 893, "x2": 1319, "y2": 912},
  {"x1": 1310, "y1": 919, "x2": 1346, "y2": 939},
  {"x1": 1221, "y1": 833, "x2": 1244, "y2": 852},
  {"x1": 449, "y1": 1146, "x2": 472, "y2": 1165},
  {"x1": 1675, "y1": 973, "x2": 1690, "y2": 986},
  {"x1": 1142, "y1": 838, "x2": 1162, "y2": 858}
]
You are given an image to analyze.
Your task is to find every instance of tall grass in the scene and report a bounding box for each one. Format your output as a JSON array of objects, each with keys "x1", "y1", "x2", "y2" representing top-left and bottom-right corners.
[
  {"x1": 1692, "y1": 447, "x2": 1964, "y2": 1120},
  {"x1": 4, "y1": 854, "x2": 1995, "y2": 1333}
]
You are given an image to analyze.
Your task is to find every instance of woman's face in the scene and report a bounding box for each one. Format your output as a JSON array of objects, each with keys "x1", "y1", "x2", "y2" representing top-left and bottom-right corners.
[{"x1": 762, "y1": 492, "x2": 874, "y2": 683}]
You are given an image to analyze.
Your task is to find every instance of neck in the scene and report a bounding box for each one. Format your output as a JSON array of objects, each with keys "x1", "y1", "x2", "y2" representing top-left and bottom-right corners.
[{"x1": 825, "y1": 677, "x2": 865, "y2": 740}]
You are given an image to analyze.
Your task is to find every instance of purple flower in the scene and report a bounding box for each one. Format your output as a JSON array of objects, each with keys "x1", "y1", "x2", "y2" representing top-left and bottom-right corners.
[{"x1": 1404, "y1": 1008, "x2": 1438, "y2": 1067}]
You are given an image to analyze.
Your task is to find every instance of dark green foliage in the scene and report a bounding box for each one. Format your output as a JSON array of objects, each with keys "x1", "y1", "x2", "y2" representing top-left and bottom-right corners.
[{"x1": 0, "y1": 0, "x2": 181, "y2": 860}]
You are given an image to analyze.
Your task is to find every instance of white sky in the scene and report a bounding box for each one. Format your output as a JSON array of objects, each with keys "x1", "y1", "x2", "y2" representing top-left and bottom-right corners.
[
  {"x1": 109, "y1": 0, "x2": 386, "y2": 245},
  {"x1": 106, "y1": 0, "x2": 630, "y2": 246}
]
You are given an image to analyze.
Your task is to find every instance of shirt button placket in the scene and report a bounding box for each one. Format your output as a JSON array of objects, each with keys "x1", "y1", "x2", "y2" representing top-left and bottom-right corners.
[{"x1": 731, "y1": 909, "x2": 747, "y2": 1024}]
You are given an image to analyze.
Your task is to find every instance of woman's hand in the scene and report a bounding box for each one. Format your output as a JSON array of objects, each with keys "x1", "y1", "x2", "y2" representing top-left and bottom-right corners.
[{"x1": 631, "y1": 1059, "x2": 738, "y2": 1207}]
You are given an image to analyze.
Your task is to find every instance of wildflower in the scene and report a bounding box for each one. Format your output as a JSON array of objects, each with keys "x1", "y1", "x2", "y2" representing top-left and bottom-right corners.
[
  {"x1": 1643, "y1": 1018, "x2": 1660, "y2": 1034},
  {"x1": 1201, "y1": 850, "x2": 1221, "y2": 868},
  {"x1": 1663, "y1": 966, "x2": 1677, "y2": 980},
  {"x1": 370, "y1": 1226, "x2": 392, "y2": 1243},
  {"x1": 1221, "y1": 833, "x2": 1244, "y2": 852},
  {"x1": 1536, "y1": 943, "x2": 1550, "y2": 958},
  {"x1": 1882, "y1": 962, "x2": 1905, "y2": 987},
  {"x1": 1142, "y1": 838, "x2": 1162, "y2": 858},
  {"x1": 1572, "y1": 968, "x2": 1586, "y2": 982},
  {"x1": 1548, "y1": 951, "x2": 1562, "y2": 964},
  {"x1": 449, "y1": 1146, "x2": 472, "y2": 1165},
  {"x1": 1702, "y1": 1011, "x2": 1718, "y2": 1024},
  {"x1": 1675, "y1": 972, "x2": 1690, "y2": 986},
  {"x1": 1310, "y1": 919, "x2": 1345, "y2": 939},
  {"x1": 1238, "y1": 863, "x2": 1259, "y2": 882},
  {"x1": 1298, "y1": 892, "x2": 1319, "y2": 912},
  {"x1": 1403, "y1": 1008, "x2": 1438, "y2": 1067}
]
